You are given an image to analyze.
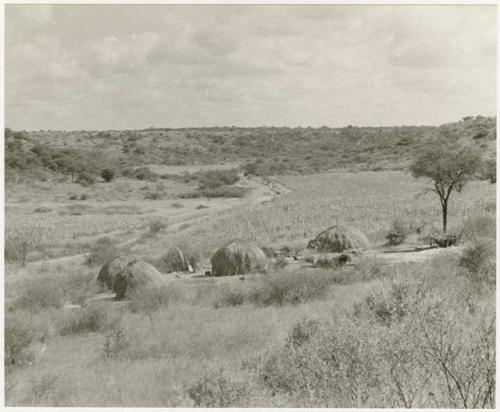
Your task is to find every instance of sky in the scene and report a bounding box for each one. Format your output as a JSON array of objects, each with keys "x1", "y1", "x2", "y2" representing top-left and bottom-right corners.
[{"x1": 4, "y1": 4, "x2": 497, "y2": 130}]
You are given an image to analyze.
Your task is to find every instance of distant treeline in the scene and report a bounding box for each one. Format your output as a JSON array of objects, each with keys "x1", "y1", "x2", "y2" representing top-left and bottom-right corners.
[{"x1": 5, "y1": 116, "x2": 496, "y2": 180}]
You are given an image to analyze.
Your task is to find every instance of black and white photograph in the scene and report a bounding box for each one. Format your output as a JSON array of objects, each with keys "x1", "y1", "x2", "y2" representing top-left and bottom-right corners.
[{"x1": 3, "y1": 2, "x2": 497, "y2": 408}]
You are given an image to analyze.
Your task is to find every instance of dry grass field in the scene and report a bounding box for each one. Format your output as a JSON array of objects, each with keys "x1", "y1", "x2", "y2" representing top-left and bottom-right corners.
[{"x1": 5, "y1": 169, "x2": 495, "y2": 407}]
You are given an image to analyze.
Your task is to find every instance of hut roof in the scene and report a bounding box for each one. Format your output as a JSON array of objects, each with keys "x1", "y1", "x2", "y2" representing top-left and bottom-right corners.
[
  {"x1": 98, "y1": 258, "x2": 164, "y2": 300},
  {"x1": 210, "y1": 239, "x2": 268, "y2": 277},
  {"x1": 158, "y1": 246, "x2": 191, "y2": 273},
  {"x1": 309, "y1": 225, "x2": 371, "y2": 253},
  {"x1": 97, "y1": 255, "x2": 133, "y2": 290}
]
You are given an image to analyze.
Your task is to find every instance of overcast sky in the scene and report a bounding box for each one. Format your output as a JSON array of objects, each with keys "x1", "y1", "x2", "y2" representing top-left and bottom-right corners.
[{"x1": 5, "y1": 4, "x2": 497, "y2": 130}]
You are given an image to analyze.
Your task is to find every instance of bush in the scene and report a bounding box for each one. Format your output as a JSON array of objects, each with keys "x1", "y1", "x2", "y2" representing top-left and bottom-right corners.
[
  {"x1": 144, "y1": 191, "x2": 164, "y2": 200},
  {"x1": 285, "y1": 318, "x2": 320, "y2": 348},
  {"x1": 129, "y1": 284, "x2": 185, "y2": 314},
  {"x1": 197, "y1": 169, "x2": 240, "y2": 190},
  {"x1": 34, "y1": 206, "x2": 52, "y2": 213},
  {"x1": 85, "y1": 238, "x2": 119, "y2": 267},
  {"x1": 459, "y1": 239, "x2": 495, "y2": 284},
  {"x1": 213, "y1": 270, "x2": 339, "y2": 308},
  {"x1": 213, "y1": 284, "x2": 248, "y2": 308},
  {"x1": 101, "y1": 327, "x2": 130, "y2": 359},
  {"x1": 122, "y1": 166, "x2": 158, "y2": 181},
  {"x1": 386, "y1": 218, "x2": 410, "y2": 246},
  {"x1": 171, "y1": 202, "x2": 184, "y2": 208},
  {"x1": 261, "y1": 297, "x2": 495, "y2": 408},
  {"x1": 480, "y1": 159, "x2": 496, "y2": 183},
  {"x1": 101, "y1": 168, "x2": 115, "y2": 182},
  {"x1": 149, "y1": 218, "x2": 167, "y2": 234},
  {"x1": 5, "y1": 235, "x2": 33, "y2": 266},
  {"x1": 5, "y1": 318, "x2": 33, "y2": 369},
  {"x1": 59, "y1": 304, "x2": 110, "y2": 336},
  {"x1": 188, "y1": 369, "x2": 248, "y2": 407},
  {"x1": 76, "y1": 171, "x2": 96, "y2": 186},
  {"x1": 202, "y1": 186, "x2": 247, "y2": 198},
  {"x1": 461, "y1": 214, "x2": 495, "y2": 242},
  {"x1": 15, "y1": 277, "x2": 66, "y2": 312},
  {"x1": 354, "y1": 281, "x2": 422, "y2": 326},
  {"x1": 69, "y1": 194, "x2": 78, "y2": 200},
  {"x1": 180, "y1": 186, "x2": 247, "y2": 199},
  {"x1": 79, "y1": 193, "x2": 89, "y2": 201}
]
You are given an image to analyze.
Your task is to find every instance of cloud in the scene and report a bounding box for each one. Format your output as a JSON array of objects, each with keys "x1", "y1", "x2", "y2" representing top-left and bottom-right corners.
[{"x1": 4, "y1": 5, "x2": 497, "y2": 130}]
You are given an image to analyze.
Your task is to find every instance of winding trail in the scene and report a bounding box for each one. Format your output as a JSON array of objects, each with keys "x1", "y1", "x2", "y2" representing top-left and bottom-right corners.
[{"x1": 27, "y1": 176, "x2": 288, "y2": 268}]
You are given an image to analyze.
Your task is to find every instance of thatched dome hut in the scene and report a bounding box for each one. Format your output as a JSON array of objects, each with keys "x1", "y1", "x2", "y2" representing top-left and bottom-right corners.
[
  {"x1": 157, "y1": 246, "x2": 197, "y2": 273},
  {"x1": 97, "y1": 257, "x2": 164, "y2": 300},
  {"x1": 210, "y1": 239, "x2": 268, "y2": 277},
  {"x1": 308, "y1": 225, "x2": 371, "y2": 253},
  {"x1": 97, "y1": 255, "x2": 133, "y2": 290},
  {"x1": 112, "y1": 260, "x2": 165, "y2": 300}
]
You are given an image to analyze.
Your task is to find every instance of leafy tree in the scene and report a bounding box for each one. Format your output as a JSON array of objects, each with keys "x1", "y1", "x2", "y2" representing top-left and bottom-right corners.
[
  {"x1": 411, "y1": 143, "x2": 482, "y2": 233},
  {"x1": 101, "y1": 168, "x2": 115, "y2": 182}
]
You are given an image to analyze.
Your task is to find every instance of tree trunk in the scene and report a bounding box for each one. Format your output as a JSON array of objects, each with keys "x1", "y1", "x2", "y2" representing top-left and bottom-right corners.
[{"x1": 442, "y1": 201, "x2": 448, "y2": 233}]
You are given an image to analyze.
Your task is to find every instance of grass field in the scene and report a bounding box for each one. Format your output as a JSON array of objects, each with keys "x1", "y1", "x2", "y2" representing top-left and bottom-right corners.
[
  {"x1": 4, "y1": 170, "x2": 496, "y2": 407},
  {"x1": 145, "y1": 171, "x2": 495, "y2": 259}
]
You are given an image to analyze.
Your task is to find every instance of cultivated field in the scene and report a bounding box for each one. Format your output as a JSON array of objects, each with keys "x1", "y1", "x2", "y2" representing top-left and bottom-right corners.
[{"x1": 5, "y1": 169, "x2": 495, "y2": 407}]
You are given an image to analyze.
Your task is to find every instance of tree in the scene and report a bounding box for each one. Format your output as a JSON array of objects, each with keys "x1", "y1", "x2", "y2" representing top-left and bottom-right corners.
[
  {"x1": 410, "y1": 143, "x2": 482, "y2": 233},
  {"x1": 101, "y1": 168, "x2": 115, "y2": 182}
]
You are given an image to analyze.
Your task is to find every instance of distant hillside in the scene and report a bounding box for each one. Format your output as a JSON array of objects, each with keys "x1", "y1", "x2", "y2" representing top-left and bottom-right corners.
[{"x1": 5, "y1": 116, "x2": 496, "y2": 180}]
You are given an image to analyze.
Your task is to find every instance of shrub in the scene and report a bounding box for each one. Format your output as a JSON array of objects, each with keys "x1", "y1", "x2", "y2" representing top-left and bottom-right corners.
[
  {"x1": 285, "y1": 318, "x2": 320, "y2": 348},
  {"x1": 101, "y1": 168, "x2": 115, "y2": 182},
  {"x1": 196, "y1": 204, "x2": 209, "y2": 209},
  {"x1": 261, "y1": 297, "x2": 495, "y2": 408},
  {"x1": 59, "y1": 304, "x2": 110, "y2": 336},
  {"x1": 188, "y1": 369, "x2": 248, "y2": 407},
  {"x1": 352, "y1": 256, "x2": 387, "y2": 282},
  {"x1": 122, "y1": 166, "x2": 158, "y2": 181},
  {"x1": 128, "y1": 285, "x2": 185, "y2": 331},
  {"x1": 201, "y1": 186, "x2": 247, "y2": 198},
  {"x1": 213, "y1": 284, "x2": 248, "y2": 308},
  {"x1": 354, "y1": 281, "x2": 423, "y2": 326},
  {"x1": 79, "y1": 193, "x2": 88, "y2": 201},
  {"x1": 461, "y1": 214, "x2": 495, "y2": 242},
  {"x1": 180, "y1": 186, "x2": 247, "y2": 199},
  {"x1": 171, "y1": 202, "x2": 184, "y2": 208},
  {"x1": 5, "y1": 318, "x2": 33, "y2": 369},
  {"x1": 459, "y1": 239, "x2": 495, "y2": 284},
  {"x1": 15, "y1": 277, "x2": 66, "y2": 312},
  {"x1": 144, "y1": 191, "x2": 164, "y2": 200},
  {"x1": 101, "y1": 327, "x2": 130, "y2": 359},
  {"x1": 129, "y1": 284, "x2": 185, "y2": 314},
  {"x1": 312, "y1": 253, "x2": 352, "y2": 268},
  {"x1": 149, "y1": 218, "x2": 167, "y2": 234},
  {"x1": 69, "y1": 194, "x2": 78, "y2": 200},
  {"x1": 213, "y1": 270, "x2": 339, "y2": 308},
  {"x1": 480, "y1": 159, "x2": 496, "y2": 183},
  {"x1": 197, "y1": 169, "x2": 240, "y2": 190},
  {"x1": 85, "y1": 238, "x2": 119, "y2": 267},
  {"x1": 34, "y1": 206, "x2": 52, "y2": 213},
  {"x1": 5, "y1": 235, "x2": 33, "y2": 266},
  {"x1": 386, "y1": 218, "x2": 410, "y2": 246},
  {"x1": 76, "y1": 171, "x2": 96, "y2": 186}
]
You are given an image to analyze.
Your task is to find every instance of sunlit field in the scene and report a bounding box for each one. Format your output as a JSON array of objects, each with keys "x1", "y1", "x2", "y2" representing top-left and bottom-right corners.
[
  {"x1": 159, "y1": 171, "x2": 495, "y2": 257},
  {"x1": 5, "y1": 170, "x2": 496, "y2": 407}
]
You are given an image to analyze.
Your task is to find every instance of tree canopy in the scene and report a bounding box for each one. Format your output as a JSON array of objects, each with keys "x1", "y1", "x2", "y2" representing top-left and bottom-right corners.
[{"x1": 410, "y1": 142, "x2": 482, "y2": 232}]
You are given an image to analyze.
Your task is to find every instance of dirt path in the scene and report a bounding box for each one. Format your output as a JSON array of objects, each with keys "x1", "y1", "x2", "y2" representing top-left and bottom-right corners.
[{"x1": 27, "y1": 175, "x2": 287, "y2": 268}]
